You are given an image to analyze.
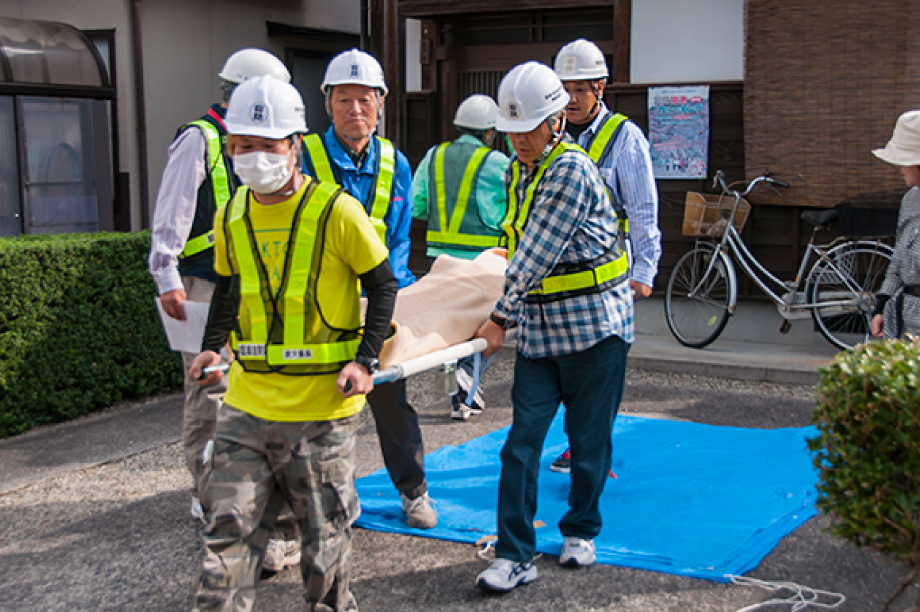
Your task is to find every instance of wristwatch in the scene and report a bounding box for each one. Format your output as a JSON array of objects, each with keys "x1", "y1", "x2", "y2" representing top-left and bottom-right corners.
[
  {"x1": 354, "y1": 355, "x2": 379, "y2": 374},
  {"x1": 489, "y1": 312, "x2": 514, "y2": 330}
]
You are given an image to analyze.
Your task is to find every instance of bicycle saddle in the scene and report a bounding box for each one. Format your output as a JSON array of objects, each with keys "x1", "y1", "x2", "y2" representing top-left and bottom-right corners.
[{"x1": 800, "y1": 209, "x2": 838, "y2": 228}]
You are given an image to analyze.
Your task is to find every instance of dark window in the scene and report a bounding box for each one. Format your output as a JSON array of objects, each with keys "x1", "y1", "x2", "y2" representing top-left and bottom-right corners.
[{"x1": 440, "y1": 7, "x2": 613, "y2": 47}]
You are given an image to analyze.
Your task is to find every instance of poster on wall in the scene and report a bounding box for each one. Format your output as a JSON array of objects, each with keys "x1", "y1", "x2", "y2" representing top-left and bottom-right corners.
[{"x1": 648, "y1": 85, "x2": 710, "y2": 179}]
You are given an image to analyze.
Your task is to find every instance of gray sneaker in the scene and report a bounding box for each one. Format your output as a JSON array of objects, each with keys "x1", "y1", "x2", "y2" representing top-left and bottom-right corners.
[
  {"x1": 263, "y1": 538, "x2": 301, "y2": 572},
  {"x1": 400, "y1": 492, "x2": 438, "y2": 529},
  {"x1": 476, "y1": 558, "x2": 538, "y2": 592},
  {"x1": 559, "y1": 537, "x2": 596, "y2": 567}
]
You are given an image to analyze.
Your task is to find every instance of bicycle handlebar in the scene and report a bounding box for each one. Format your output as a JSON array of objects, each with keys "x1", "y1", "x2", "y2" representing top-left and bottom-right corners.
[{"x1": 712, "y1": 170, "x2": 790, "y2": 198}]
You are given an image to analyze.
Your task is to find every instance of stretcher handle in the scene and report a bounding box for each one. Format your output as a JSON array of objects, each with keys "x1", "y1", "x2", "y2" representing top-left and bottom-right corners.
[{"x1": 200, "y1": 338, "x2": 491, "y2": 391}]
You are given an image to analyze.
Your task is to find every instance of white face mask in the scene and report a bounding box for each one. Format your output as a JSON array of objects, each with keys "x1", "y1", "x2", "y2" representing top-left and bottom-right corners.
[{"x1": 233, "y1": 150, "x2": 294, "y2": 195}]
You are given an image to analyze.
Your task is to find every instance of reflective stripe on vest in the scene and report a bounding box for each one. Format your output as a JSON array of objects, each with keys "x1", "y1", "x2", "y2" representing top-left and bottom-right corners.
[
  {"x1": 302, "y1": 133, "x2": 392, "y2": 245},
  {"x1": 226, "y1": 182, "x2": 360, "y2": 370},
  {"x1": 586, "y1": 113, "x2": 630, "y2": 236},
  {"x1": 426, "y1": 143, "x2": 502, "y2": 249},
  {"x1": 501, "y1": 141, "x2": 629, "y2": 297},
  {"x1": 586, "y1": 113, "x2": 628, "y2": 165},
  {"x1": 179, "y1": 120, "x2": 231, "y2": 259}
]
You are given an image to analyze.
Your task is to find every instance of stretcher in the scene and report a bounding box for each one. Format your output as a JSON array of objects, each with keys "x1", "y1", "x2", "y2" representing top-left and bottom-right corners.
[{"x1": 203, "y1": 250, "x2": 509, "y2": 390}]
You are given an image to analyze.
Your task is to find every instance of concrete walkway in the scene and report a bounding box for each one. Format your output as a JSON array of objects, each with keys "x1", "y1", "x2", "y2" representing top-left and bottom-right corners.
[{"x1": 0, "y1": 297, "x2": 841, "y2": 496}]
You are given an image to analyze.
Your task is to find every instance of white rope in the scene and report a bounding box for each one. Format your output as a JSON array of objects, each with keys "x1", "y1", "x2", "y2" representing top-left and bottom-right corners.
[{"x1": 728, "y1": 575, "x2": 846, "y2": 612}]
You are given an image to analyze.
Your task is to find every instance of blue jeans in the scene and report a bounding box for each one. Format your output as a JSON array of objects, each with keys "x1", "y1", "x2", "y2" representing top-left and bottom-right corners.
[{"x1": 495, "y1": 334, "x2": 630, "y2": 563}]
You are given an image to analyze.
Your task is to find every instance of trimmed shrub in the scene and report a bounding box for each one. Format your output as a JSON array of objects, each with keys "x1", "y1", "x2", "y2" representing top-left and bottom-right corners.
[
  {"x1": 809, "y1": 339, "x2": 920, "y2": 611},
  {"x1": 0, "y1": 231, "x2": 182, "y2": 437}
]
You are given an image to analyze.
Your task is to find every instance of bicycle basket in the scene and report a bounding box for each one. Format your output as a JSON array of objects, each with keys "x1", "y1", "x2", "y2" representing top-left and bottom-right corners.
[{"x1": 682, "y1": 192, "x2": 751, "y2": 238}]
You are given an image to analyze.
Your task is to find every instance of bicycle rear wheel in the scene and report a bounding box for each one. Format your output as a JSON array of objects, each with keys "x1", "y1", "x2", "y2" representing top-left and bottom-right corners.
[
  {"x1": 664, "y1": 244, "x2": 735, "y2": 348},
  {"x1": 806, "y1": 240, "x2": 893, "y2": 350}
]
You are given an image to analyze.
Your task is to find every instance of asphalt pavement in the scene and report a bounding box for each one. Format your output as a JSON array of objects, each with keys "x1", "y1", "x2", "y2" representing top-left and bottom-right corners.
[{"x1": 0, "y1": 297, "x2": 915, "y2": 611}]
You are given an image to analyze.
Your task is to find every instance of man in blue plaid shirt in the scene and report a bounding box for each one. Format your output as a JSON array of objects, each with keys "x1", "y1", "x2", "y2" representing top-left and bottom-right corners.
[{"x1": 474, "y1": 61, "x2": 633, "y2": 593}]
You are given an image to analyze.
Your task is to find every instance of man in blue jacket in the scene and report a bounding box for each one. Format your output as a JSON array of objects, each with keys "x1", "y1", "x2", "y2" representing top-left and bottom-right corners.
[{"x1": 300, "y1": 49, "x2": 436, "y2": 529}]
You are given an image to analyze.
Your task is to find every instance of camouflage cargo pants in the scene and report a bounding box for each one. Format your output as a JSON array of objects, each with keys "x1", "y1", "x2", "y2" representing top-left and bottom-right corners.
[{"x1": 192, "y1": 406, "x2": 361, "y2": 612}]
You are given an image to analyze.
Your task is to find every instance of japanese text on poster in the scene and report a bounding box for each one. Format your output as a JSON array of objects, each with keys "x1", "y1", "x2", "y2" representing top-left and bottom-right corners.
[{"x1": 648, "y1": 85, "x2": 710, "y2": 179}]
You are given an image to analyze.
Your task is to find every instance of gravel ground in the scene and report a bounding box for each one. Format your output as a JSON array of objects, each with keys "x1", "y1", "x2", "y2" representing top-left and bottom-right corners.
[
  {"x1": 0, "y1": 363, "x2": 816, "y2": 551},
  {"x1": 3, "y1": 355, "x2": 917, "y2": 612}
]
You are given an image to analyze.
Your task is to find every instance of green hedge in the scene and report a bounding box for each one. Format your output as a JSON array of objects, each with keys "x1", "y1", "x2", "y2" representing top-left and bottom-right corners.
[
  {"x1": 0, "y1": 231, "x2": 183, "y2": 437},
  {"x1": 809, "y1": 339, "x2": 920, "y2": 607}
]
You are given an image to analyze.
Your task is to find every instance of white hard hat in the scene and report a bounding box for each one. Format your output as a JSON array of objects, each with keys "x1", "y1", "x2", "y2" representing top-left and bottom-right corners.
[
  {"x1": 224, "y1": 75, "x2": 307, "y2": 139},
  {"x1": 321, "y1": 48, "x2": 388, "y2": 95},
  {"x1": 554, "y1": 38, "x2": 608, "y2": 81},
  {"x1": 495, "y1": 62, "x2": 570, "y2": 133},
  {"x1": 219, "y1": 48, "x2": 291, "y2": 84},
  {"x1": 454, "y1": 94, "x2": 498, "y2": 130}
]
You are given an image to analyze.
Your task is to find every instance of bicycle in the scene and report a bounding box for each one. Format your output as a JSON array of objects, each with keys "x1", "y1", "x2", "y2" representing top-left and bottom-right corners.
[{"x1": 663, "y1": 170, "x2": 894, "y2": 351}]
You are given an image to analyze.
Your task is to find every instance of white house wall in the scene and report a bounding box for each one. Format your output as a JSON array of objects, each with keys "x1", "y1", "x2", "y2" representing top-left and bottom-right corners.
[
  {"x1": 631, "y1": 0, "x2": 744, "y2": 84},
  {"x1": 140, "y1": 0, "x2": 359, "y2": 228},
  {"x1": 0, "y1": 0, "x2": 359, "y2": 230}
]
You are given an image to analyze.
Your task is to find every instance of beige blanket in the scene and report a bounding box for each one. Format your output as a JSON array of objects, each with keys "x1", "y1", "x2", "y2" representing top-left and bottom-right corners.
[{"x1": 373, "y1": 249, "x2": 508, "y2": 369}]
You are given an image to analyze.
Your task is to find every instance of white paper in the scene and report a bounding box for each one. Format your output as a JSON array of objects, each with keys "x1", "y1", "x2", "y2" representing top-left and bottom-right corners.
[{"x1": 155, "y1": 297, "x2": 211, "y2": 354}]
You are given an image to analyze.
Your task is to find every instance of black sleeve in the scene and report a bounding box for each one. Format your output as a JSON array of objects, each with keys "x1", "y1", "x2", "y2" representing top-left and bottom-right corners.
[
  {"x1": 872, "y1": 294, "x2": 890, "y2": 317},
  {"x1": 357, "y1": 259, "x2": 398, "y2": 359},
  {"x1": 201, "y1": 274, "x2": 240, "y2": 353}
]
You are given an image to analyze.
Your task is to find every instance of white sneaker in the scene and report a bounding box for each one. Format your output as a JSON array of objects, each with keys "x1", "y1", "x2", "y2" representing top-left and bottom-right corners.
[
  {"x1": 450, "y1": 402, "x2": 474, "y2": 421},
  {"x1": 559, "y1": 537, "x2": 596, "y2": 567},
  {"x1": 263, "y1": 538, "x2": 301, "y2": 573},
  {"x1": 190, "y1": 497, "x2": 205, "y2": 523},
  {"x1": 476, "y1": 558, "x2": 538, "y2": 592},
  {"x1": 400, "y1": 492, "x2": 438, "y2": 529}
]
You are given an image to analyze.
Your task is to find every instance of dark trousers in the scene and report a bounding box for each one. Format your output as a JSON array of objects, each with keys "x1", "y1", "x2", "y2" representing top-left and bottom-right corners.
[
  {"x1": 495, "y1": 334, "x2": 630, "y2": 563},
  {"x1": 367, "y1": 379, "x2": 427, "y2": 499}
]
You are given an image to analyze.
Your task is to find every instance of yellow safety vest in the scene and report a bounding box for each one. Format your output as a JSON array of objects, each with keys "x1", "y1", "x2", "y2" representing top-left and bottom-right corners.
[
  {"x1": 586, "y1": 112, "x2": 631, "y2": 237},
  {"x1": 586, "y1": 112, "x2": 628, "y2": 166},
  {"x1": 179, "y1": 119, "x2": 232, "y2": 260},
  {"x1": 501, "y1": 141, "x2": 629, "y2": 299},
  {"x1": 302, "y1": 133, "x2": 393, "y2": 245},
  {"x1": 225, "y1": 181, "x2": 362, "y2": 374},
  {"x1": 425, "y1": 142, "x2": 502, "y2": 251}
]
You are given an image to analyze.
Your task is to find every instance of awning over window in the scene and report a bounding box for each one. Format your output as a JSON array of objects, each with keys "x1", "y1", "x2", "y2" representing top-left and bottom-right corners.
[{"x1": 0, "y1": 16, "x2": 107, "y2": 87}]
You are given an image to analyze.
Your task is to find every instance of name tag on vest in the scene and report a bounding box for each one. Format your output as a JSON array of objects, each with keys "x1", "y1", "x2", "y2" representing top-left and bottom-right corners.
[
  {"x1": 283, "y1": 348, "x2": 314, "y2": 361},
  {"x1": 238, "y1": 344, "x2": 266, "y2": 357}
]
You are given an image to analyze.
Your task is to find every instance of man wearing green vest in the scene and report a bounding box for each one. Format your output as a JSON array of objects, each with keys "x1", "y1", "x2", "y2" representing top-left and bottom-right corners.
[
  {"x1": 149, "y1": 48, "x2": 291, "y2": 525},
  {"x1": 299, "y1": 49, "x2": 437, "y2": 529},
  {"x1": 474, "y1": 61, "x2": 633, "y2": 591},
  {"x1": 411, "y1": 94, "x2": 510, "y2": 420},
  {"x1": 190, "y1": 74, "x2": 395, "y2": 612},
  {"x1": 548, "y1": 38, "x2": 662, "y2": 474}
]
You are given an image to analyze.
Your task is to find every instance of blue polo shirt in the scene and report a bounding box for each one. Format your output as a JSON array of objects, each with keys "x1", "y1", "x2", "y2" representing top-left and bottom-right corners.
[{"x1": 302, "y1": 127, "x2": 416, "y2": 288}]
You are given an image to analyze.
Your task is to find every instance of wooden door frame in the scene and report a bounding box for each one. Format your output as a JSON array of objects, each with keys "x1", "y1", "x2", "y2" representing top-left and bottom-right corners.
[{"x1": 373, "y1": 0, "x2": 631, "y2": 151}]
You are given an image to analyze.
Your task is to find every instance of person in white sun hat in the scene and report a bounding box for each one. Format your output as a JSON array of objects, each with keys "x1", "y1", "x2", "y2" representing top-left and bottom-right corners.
[
  {"x1": 189, "y1": 75, "x2": 397, "y2": 612},
  {"x1": 474, "y1": 61, "x2": 633, "y2": 593},
  {"x1": 870, "y1": 109, "x2": 920, "y2": 340}
]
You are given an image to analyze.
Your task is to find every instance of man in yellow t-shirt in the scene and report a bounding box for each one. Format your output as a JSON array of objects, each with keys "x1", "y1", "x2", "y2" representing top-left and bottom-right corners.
[{"x1": 189, "y1": 76, "x2": 395, "y2": 612}]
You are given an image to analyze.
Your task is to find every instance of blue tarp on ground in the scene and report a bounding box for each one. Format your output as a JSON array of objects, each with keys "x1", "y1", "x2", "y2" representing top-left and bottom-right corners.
[{"x1": 355, "y1": 413, "x2": 819, "y2": 582}]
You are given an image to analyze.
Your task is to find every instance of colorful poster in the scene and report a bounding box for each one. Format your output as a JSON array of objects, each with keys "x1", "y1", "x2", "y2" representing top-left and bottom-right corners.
[{"x1": 648, "y1": 85, "x2": 710, "y2": 179}]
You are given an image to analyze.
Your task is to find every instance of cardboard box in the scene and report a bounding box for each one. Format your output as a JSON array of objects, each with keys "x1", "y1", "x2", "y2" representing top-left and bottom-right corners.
[{"x1": 682, "y1": 192, "x2": 750, "y2": 237}]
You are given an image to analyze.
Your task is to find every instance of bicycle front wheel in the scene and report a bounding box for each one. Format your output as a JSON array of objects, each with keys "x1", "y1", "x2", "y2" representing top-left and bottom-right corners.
[
  {"x1": 664, "y1": 244, "x2": 735, "y2": 348},
  {"x1": 806, "y1": 240, "x2": 893, "y2": 351}
]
